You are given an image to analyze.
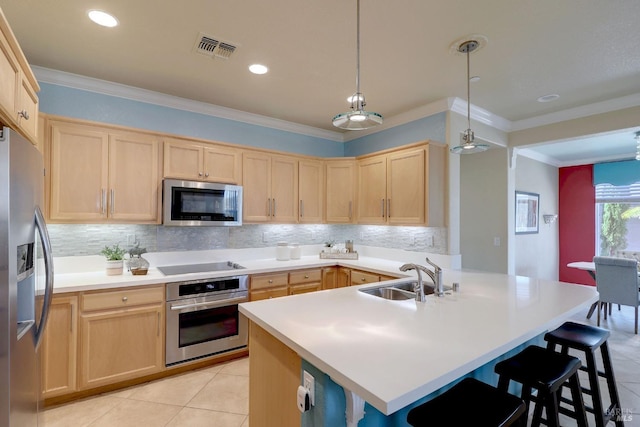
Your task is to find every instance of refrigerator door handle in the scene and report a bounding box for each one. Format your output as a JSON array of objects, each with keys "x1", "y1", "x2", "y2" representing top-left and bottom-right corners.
[{"x1": 34, "y1": 206, "x2": 54, "y2": 350}]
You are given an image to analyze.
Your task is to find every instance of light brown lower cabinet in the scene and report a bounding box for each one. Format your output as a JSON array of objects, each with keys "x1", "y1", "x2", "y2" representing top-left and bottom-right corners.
[
  {"x1": 321, "y1": 266, "x2": 338, "y2": 289},
  {"x1": 78, "y1": 285, "x2": 164, "y2": 390},
  {"x1": 41, "y1": 295, "x2": 78, "y2": 398}
]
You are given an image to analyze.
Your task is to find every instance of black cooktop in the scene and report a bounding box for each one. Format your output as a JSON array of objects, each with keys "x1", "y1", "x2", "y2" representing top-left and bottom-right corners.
[{"x1": 157, "y1": 261, "x2": 245, "y2": 276}]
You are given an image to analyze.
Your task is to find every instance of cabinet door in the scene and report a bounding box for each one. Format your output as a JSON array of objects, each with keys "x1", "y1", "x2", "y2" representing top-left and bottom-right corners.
[
  {"x1": 79, "y1": 304, "x2": 163, "y2": 389},
  {"x1": 289, "y1": 282, "x2": 321, "y2": 295},
  {"x1": 16, "y1": 73, "x2": 38, "y2": 143},
  {"x1": 387, "y1": 148, "x2": 425, "y2": 225},
  {"x1": 337, "y1": 267, "x2": 351, "y2": 288},
  {"x1": 350, "y1": 269, "x2": 380, "y2": 286},
  {"x1": 298, "y1": 159, "x2": 324, "y2": 223},
  {"x1": 271, "y1": 155, "x2": 298, "y2": 223},
  {"x1": 243, "y1": 151, "x2": 272, "y2": 222},
  {"x1": 49, "y1": 122, "x2": 109, "y2": 222},
  {"x1": 321, "y1": 267, "x2": 338, "y2": 290},
  {"x1": 41, "y1": 296, "x2": 78, "y2": 398},
  {"x1": 250, "y1": 287, "x2": 288, "y2": 301},
  {"x1": 109, "y1": 133, "x2": 161, "y2": 222},
  {"x1": 163, "y1": 140, "x2": 203, "y2": 180},
  {"x1": 357, "y1": 155, "x2": 387, "y2": 224},
  {"x1": 0, "y1": 30, "x2": 19, "y2": 128},
  {"x1": 203, "y1": 145, "x2": 242, "y2": 184},
  {"x1": 326, "y1": 160, "x2": 356, "y2": 223}
]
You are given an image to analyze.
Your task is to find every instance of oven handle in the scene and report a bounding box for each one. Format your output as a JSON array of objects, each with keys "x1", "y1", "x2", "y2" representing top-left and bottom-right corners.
[{"x1": 169, "y1": 296, "x2": 248, "y2": 311}]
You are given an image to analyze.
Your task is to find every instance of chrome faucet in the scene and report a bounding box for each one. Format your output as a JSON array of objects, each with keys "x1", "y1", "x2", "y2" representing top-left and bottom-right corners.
[
  {"x1": 399, "y1": 258, "x2": 444, "y2": 302},
  {"x1": 424, "y1": 258, "x2": 444, "y2": 297}
]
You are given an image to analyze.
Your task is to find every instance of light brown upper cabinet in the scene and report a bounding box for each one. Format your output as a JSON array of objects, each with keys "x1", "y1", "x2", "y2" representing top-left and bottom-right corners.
[
  {"x1": 48, "y1": 120, "x2": 161, "y2": 223},
  {"x1": 243, "y1": 151, "x2": 298, "y2": 223},
  {"x1": 163, "y1": 138, "x2": 242, "y2": 184},
  {"x1": 325, "y1": 159, "x2": 356, "y2": 223},
  {"x1": 298, "y1": 159, "x2": 324, "y2": 223},
  {"x1": 0, "y1": 9, "x2": 39, "y2": 144},
  {"x1": 357, "y1": 144, "x2": 445, "y2": 226}
]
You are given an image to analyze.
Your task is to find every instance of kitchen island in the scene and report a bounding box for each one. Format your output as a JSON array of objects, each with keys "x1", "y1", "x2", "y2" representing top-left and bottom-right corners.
[{"x1": 239, "y1": 269, "x2": 598, "y2": 427}]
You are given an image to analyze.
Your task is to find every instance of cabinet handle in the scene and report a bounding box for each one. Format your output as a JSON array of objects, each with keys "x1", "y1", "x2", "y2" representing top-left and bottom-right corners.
[
  {"x1": 300, "y1": 200, "x2": 304, "y2": 218},
  {"x1": 381, "y1": 199, "x2": 385, "y2": 218},
  {"x1": 349, "y1": 201, "x2": 352, "y2": 219},
  {"x1": 273, "y1": 199, "x2": 276, "y2": 217},
  {"x1": 387, "y1": 199, "x2": 390, "y2": 218},
  {"x1": 304, "y1": 275, "x2": 309, "y2": 279},
  {"x1": 18, "y1": 110, "x2": 30, "y2": 120},
  {"x1": 361, "y1": 277, "x2": 366, "y2": 281},
  {"x1": 122, "y1": 296, "x2": 128, "y2": 302},
  {"x1": 198, "y1": 172, "x2": 203, "y2": 177},
  {"x1": 205, "y1": 172, "x2": 209, "y2": 178},
  {"x1": 101, "y1": 189, "x2": 106, "y2": 214},
  {"x1": 268, "y1": 279, "x2": 273, "y2": 284},
  {"x1": 267, "y1": 199, "x2": 271, "y2": 217},
  {"x1": 110, "y1": 189, "x2": 115, "y2": 215}
]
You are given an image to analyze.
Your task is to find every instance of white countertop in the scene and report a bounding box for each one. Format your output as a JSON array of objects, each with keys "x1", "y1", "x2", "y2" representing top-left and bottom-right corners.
[
  {"x1": 50, "y1": 245, "x2": 458, "y2": 293},
  {"x1": 238, "y1": 269, "x2": 598, "y2": 415}
]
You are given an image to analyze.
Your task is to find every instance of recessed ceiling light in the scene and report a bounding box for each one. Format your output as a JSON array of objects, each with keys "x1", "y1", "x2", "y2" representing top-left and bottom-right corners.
[
  {"x1": 88, "y1": 10, "x2": 119, "y2": 27},
  {"x1": 537, "y1": 94, "x2": 560, "y2": 103},
  {"x1": 249, "y1": 64, "x2": 268, "y2": 75}
]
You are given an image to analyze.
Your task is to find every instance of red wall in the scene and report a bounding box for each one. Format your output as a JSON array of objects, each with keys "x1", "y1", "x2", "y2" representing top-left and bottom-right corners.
[{"x1": 559, "y1": 165, "x2": 595, "y2": 285}]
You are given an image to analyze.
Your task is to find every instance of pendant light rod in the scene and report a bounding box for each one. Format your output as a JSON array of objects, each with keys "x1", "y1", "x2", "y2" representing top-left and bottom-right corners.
[
  {"x1": 332, "y1": 0, "x2": 383, "y2": 130},
  {"x1": 450, "y1": 39, "x2": 489, "y2": 154}
]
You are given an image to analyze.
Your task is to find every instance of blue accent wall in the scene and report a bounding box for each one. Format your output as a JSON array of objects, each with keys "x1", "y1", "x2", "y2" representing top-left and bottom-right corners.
[
  {"x1": 301, "y1": 334, "x2": 543, "y2": 427},
  {"x1": 39, "y1": 83, "x2": 345, "y2": 157},
  {"x1": 344, "y1": 113, "x2": 447, "y2": 157},
  {"x1": 593, "y1": 159, "x2": 640, "y2": 186}
]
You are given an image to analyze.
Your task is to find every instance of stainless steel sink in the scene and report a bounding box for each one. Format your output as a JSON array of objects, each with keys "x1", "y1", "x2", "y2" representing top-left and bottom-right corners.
[{"x1": 358, "y1": 281, "x2": 435, "y2": 301}]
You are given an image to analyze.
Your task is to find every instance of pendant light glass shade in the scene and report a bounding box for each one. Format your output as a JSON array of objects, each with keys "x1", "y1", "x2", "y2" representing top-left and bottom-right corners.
[
  {"x1": 450, "y1": 40, "x2": 489, "y2": 154},
  {"x1": 333, "y1": 0, "x2": 382, "y2": 130}
]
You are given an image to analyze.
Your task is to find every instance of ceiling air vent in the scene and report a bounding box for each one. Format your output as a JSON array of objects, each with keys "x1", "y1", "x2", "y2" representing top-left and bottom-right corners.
[{"x1": 194, "y1": 33, "x2": 238, "y2": 60}]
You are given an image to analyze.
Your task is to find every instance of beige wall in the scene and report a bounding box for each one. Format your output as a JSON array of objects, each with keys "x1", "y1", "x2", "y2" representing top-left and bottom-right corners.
[{"x1": 514, "y1": 156, "x2": 559, "y2": 280}]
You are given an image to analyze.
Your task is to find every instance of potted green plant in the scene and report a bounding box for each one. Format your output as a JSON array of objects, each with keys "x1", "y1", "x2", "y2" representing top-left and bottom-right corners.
[{"x1": 100, "y1": 244, "x2": 127, "y2": 276}]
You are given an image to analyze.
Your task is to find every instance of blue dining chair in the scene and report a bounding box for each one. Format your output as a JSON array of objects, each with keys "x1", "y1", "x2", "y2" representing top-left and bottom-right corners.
[{"x1": 593, "y1": 256, "x2": 640, "y2": 334}]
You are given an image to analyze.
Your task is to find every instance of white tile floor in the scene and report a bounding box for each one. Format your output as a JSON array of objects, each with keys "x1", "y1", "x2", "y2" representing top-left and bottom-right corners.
[
  {"x1": 40, "y1": 305, "x2": 640, "y2": 427},
  {"x1": 40, "y1": 357, "x2": 249, "y2": 427}
]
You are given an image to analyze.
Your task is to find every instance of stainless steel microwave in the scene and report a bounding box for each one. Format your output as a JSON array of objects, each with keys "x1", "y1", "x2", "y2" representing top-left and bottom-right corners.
[{"x1": 163, "y1": 179, "x2": 243, "y2": 226}]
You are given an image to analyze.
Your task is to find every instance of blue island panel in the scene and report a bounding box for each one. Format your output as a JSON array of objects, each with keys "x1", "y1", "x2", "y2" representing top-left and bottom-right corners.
[{"x1": 301, "y1": 334, "x2": 544, "y2": 427}]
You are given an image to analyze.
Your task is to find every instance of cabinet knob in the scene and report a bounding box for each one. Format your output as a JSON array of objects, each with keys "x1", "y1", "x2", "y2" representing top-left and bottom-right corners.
[
  {"x1": 122, "y1": 296, "x2": 128, "y2": 302},
  {"x1": 198, "y1": 172, "x2": 203, "y2": 177},
  {"x1": 361, "y1": 277, "x2": 366, "y2": 281},
  {"x1": 268, "y1": 279, "x2": 273, "y2": 284},
  {"x1": 18, "y1": 110, "x2": 29, "y2": 120},
  {"x1": 205, "y1": 172, "x2": 209, "y2": 177},
  {"x1": 304, "y1": 275, "x2": 309, "y2": 279}
]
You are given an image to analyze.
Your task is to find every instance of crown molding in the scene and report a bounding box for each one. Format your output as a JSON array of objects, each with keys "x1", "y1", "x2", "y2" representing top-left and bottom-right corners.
[
  {"x1": 511, "y1": 92, "x2": 640, "y2": 132},
  {"x1": 33, "y1": 66, "x2": 345, "y2": 142},
  {"x1": 450, "y1": 98, "x2": 512, "y2": 132},
  {"x1": 516, "y1": 148, "x2": 562, "y2": 167}
]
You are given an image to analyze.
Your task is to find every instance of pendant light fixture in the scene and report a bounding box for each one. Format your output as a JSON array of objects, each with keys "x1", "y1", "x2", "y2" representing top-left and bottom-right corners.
[
  {"x1": 450, "y1": 40, "x2": 489, "y2": 154},
  {"x1": 332, "y1": 0, "x2": 383, "y2": 130}
]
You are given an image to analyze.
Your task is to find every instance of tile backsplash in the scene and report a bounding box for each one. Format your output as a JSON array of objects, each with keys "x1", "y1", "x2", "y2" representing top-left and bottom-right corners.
[{"x1": 47, "y1": 223, "x2": 447, "y2": 257}]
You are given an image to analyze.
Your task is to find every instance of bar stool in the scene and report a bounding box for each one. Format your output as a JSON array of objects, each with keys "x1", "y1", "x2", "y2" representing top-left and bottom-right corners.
[
  {"x1": 494, "y1": 345, "x2": 588, "y2": 427},
  {"x1": 406, "y1": 377, "x2": 526, "y2": 427},
  {"x1": 544, "y1": 321, "x2": 624, "y2": 427}
]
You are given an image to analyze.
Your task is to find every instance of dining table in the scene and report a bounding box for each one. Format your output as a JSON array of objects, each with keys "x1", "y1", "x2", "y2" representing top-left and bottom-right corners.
[{"x1": 567, "y1": 261, "x2": 600, "y2": 318}]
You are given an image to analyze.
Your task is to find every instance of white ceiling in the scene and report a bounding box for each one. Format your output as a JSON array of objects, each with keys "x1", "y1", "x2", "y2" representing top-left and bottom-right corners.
[{"x1": 3, "y1": 0, "x2": 640, "y2": 165}]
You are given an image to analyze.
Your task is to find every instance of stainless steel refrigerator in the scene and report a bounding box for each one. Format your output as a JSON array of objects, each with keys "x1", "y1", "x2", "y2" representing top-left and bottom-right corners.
[{"x1": 0, "y1": 127, "x2": 54, "y2": 426}]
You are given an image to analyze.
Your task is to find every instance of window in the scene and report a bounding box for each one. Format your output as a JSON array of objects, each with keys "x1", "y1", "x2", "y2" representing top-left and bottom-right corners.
[{"x1": 595, "y1": 182, "x2": 640, "y2": 256}]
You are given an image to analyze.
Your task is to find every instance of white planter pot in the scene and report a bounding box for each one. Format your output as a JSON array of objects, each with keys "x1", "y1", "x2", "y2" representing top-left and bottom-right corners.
[{"x1": 105, "y1": 260, "x2": 124, "y2": 276}]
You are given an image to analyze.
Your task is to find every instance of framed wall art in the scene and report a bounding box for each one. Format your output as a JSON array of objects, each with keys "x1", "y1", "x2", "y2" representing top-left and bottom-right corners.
[{"x1": 515, "y1": 191, "x2": 539, "y2": 234}]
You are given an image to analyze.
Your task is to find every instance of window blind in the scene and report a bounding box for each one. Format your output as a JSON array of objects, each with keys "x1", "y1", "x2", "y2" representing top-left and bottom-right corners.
[{"x1": 595, "y1": 182, "x2": 640, "y2": 202}]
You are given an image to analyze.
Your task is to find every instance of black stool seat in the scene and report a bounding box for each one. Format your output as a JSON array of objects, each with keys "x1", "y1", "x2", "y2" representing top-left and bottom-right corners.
[
  {"x1": 495, "y1": 345, "x2": 588, "y2": 427},
  {"x1": 545, "y1": 322, "x2": 624, "y2": 427},
  {"x1": 544, "y1": 321, "x2": 609, "y2": 350},
  {"x1": 407, "y1": 377, "x2": 526, "y2": 427}
]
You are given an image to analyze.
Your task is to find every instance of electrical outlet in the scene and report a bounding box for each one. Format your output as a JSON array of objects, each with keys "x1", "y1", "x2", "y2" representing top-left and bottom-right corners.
[
  {"x1": 262, "y1": 231, "x2": 269, "y2": 243},
  {"x1": 127, "y1": 234, "x2": 136, "y2": 245},
  {"x1": 303, "y1": 370, "x2": 315, "y2": 406},
  {"x1": 426, "y1": 235, "x2": 434, "y2": 247},
  {"x1": 494, "y1": 237, "x2": 501, "y2": 246}
]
